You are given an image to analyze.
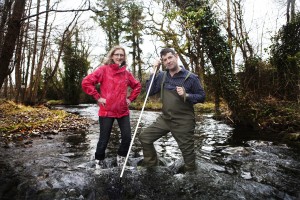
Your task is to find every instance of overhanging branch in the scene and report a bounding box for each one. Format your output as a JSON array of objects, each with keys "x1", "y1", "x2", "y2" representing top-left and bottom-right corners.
[{"x1": 21, "y1": 7, "x2": 103, "y2": 21}]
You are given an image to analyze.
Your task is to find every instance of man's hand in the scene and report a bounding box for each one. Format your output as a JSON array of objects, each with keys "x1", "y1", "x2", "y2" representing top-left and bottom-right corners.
[
  {"x1": 176, "y1": 86, "x2": 186, "y2": 97},
  {"x1": 97, "y1": 97, "x2": 106, "y2": 106},
  {"x1": 176, "y1": 86, "x2": 189, "y2": 102},
  {"x1": 153, "y1": 58, "x2": 161, "y2": 74}
]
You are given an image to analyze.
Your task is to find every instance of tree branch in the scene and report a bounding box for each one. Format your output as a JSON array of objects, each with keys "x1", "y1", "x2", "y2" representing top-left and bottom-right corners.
[{"x1": 21, "y1": 7, "x2": 103, "y2": 21}]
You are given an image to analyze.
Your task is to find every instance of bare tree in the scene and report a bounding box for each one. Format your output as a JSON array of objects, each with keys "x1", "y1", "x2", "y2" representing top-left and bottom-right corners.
[
  {"x1": 25, "y1": 0, "x2": 41, "y2": 104},
  {"x1": 0, "y1": 0, "x2": 97, "y2": 102},
  {"x1": 232, "y1": 0, "x2": 253, "y2": 64},
  {"x1": 30, "y1": 0, "x2": 51, "y2": 104},
  {"x1": 40, "y1": 14, "x2": 79, "y2": 102}
]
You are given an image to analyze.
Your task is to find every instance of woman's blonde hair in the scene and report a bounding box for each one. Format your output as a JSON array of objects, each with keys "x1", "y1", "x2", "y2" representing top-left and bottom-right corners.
[{"x1": 103, "y1": 45, "x2": 128, "y2": 65}]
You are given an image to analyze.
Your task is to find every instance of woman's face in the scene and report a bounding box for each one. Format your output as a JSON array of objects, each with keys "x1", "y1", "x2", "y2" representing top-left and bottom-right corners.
[{"x1": 112, "y1": 49, "x2": 125, "y2": 65}]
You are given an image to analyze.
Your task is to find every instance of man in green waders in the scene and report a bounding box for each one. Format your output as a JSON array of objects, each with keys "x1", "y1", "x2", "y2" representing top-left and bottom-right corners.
[{"x1": 139, "y1": 48, "x2": 205, "y2": 172}]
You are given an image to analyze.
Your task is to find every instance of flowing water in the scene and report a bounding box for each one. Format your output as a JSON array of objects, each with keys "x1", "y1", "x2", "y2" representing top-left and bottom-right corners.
[{"x1": 0, "y1": 104, "x2": 299, "y2": 200}]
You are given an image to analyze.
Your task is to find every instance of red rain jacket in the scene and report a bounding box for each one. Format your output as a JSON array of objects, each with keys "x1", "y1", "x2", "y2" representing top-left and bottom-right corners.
[{"x1": 82, "y1": 63, "x2": 141, "y2": 118}]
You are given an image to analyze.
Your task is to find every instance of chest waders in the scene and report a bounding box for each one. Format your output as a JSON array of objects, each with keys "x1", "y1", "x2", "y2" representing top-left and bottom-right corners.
[
  {"x1": 160, "y1": 71, "x2": 194, "y2": 121},
  {"x1": 139, "y1": 71, "x2": 196, "y2": 171},
  {"x1": 162, "y1": 72, "x2": 196, "y2": 171}
]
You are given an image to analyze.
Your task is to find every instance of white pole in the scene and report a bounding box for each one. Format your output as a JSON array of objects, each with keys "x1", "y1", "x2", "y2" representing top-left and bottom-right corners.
[{"x1": 120, "y1": 66, "x2": 158, "y2": 178}]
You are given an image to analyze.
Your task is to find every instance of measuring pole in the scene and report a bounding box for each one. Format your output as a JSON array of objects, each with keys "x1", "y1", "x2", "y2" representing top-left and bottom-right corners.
[{"x1": 120, "y1": 66, "x2": 158, "y2": 178}]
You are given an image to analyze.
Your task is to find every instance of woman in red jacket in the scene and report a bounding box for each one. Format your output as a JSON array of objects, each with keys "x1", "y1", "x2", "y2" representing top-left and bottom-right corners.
[{"x1": 81, "y1": 45, "x2": 141, "y2": 167}]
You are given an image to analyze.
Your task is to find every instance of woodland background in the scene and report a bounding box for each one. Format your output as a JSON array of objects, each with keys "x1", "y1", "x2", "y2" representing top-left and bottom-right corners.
[{"x1": 0, "y1": 0, "x2": 299, "y2": 135}]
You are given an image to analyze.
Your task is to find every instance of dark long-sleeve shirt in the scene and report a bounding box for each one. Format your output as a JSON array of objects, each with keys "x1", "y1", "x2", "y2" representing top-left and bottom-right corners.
[{"x1": 146, "y1": 67, "x2": 205, "y2": 104}]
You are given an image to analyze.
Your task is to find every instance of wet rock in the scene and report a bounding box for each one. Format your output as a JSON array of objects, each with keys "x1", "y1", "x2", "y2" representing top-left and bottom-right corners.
[{"x1": 240, "y1": 171, "x2": 252, "y2": 179}]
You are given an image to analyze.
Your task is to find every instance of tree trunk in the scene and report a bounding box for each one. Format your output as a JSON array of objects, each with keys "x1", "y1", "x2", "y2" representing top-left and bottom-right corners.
[
  {"x1": 14, "y1": 25, "x2": 25, "y2": 103},
  {"x1": 0, "y1": 0, "x2": 12, "y2": 56},
  {"x1": 291, "y1": 0, "x2": 296, "y2": 22},
  {"x1": 226, "y1": 0, "x2": 234, "y2": 72},
  {"x1": 287, "y1": 0, "x2": 296, "y2": 23},
  {"x1": 31, "y1": 0, "x2": 50, "y2": 104},
  {"x1": 0, "y1": 0, "x2": 27, "y2": 90},
  {"x1": 137, "y1": 36, "x2": 142, "y2": 82},
  {"x1": 287, "y1": 0, "x2": 291, "y2": 23},
  {"x1": 21, "y1": 0, "x2": 32, "y2": 103},
  {"x1": 233, "y1": 0, "x2": 253, "y2": 64},
  {"x1": 26, "y1": 0, "x2": 40, "y2": 104},
  {"x1": 132, "y1": 36, "x2": 137, "y2": 77}
]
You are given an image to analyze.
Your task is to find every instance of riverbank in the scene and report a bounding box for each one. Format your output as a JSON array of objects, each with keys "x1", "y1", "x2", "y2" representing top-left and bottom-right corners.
[
  {"x1": 0, "y1": 100, "x2": 91, "y2": 146},
  {"x1": 130, "y1": 98, "x2": 300, "y2": 145},
  {"x1": 1, "y1": 99, "x2": 299, "y2": 148}
]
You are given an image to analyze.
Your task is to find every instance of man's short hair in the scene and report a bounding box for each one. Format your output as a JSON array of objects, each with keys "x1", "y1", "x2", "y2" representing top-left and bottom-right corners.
[{"x1": 160, "y1": 48, "x2": 176, "y2": 57}]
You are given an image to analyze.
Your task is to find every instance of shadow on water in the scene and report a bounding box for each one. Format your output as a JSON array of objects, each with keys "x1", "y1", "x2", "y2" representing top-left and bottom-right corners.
[{"x1": 0, "y1": 104, "x2": 299, "y2": 199}]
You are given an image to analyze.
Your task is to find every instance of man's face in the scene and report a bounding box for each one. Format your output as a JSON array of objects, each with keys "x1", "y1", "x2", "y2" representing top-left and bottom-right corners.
[{"x1": 161, "y1": 52, "x2": 178, "y2": 70}]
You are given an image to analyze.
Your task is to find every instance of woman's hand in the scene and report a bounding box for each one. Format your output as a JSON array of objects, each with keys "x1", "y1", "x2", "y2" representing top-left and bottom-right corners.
[
  {"x1": 97, "y1": 97, "x2": 106, "y2": 106},
  {"x1": 126, "y1": 99, "x2": 131, "y2": 105}
]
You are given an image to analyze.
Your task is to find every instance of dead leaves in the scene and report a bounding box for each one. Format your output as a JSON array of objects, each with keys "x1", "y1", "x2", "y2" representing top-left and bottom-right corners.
[{"x1": 0, "y1": 100, "x2": 91, "y2": 144}]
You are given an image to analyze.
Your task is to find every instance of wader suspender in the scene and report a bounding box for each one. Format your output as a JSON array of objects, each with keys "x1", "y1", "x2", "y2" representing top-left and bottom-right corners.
[{"x1": 160, "y1": 71, "x2": 192, "y2": 102}]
